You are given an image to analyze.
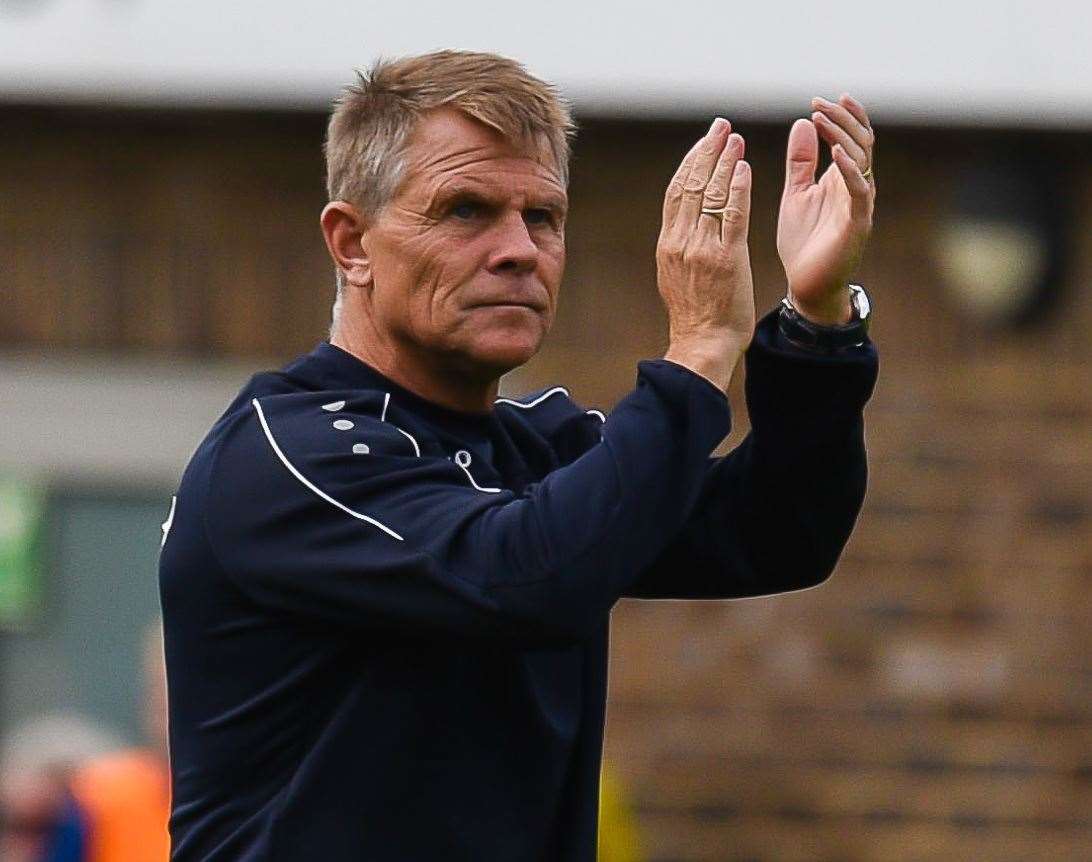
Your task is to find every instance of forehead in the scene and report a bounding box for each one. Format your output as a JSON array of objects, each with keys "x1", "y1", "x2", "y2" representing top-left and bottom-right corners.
[{"x1": 399, "y1": 108, "x2": 565, "y2": 200}]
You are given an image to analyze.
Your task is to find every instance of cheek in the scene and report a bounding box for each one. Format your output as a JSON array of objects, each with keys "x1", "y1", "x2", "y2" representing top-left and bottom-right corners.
[
  {"x1": 540, "y1": 239, "x2": 566, "y2": 306},
  {"x1": 374, "y1": 235, "x2": 455, "y2": 311},
  {"x1": 425, "y1": 241, "x2": 488, "y2": 306}
]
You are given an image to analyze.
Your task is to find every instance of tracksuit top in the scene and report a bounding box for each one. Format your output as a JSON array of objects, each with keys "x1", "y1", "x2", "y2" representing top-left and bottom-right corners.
[{"x1": 159, "y1": 308, "x2": 879, "y2": 860}]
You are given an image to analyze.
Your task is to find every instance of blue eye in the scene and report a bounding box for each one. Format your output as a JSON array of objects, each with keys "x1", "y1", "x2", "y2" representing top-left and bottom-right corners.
[
  {"x1": 524, "y1": 209, "x2": 551, "y2": 225},
  {"x1": 451, "y1": 202, "x2": 480, "y2": 220}
]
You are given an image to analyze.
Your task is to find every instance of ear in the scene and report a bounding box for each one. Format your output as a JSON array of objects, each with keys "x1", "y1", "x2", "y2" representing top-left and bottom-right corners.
[{"x1": 320, "y1": 201, "x2": 372, "y2": 288}]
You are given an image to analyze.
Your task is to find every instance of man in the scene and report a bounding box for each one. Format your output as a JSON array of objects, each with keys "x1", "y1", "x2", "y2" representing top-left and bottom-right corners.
[{"x1": 159, "y1": 50, "x2": 878, "y2": 860}]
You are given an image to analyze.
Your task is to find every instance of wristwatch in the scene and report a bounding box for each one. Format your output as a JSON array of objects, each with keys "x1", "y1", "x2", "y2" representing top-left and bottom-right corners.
[{"x1": 778, "y1": 284, "x2": 871, "y2": 353}]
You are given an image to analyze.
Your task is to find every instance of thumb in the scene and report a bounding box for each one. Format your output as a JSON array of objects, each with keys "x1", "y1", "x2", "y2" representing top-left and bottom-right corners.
[{"x1": 783, "y1": 118, "x2": 818, "y2": 195}]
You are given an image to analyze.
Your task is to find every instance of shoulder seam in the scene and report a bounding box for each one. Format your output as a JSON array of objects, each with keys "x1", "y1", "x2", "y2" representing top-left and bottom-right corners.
[{"x1": 250, "y1": 397, "x2": 404, "y2": 542}]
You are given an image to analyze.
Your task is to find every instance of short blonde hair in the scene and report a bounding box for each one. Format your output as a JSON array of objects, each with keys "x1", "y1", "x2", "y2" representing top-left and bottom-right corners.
[
  {"x1": 321, "y1": 52, "x2": 572, "y2": 325},
  {"x1": 324, "y1": 50, "x2": 576, "y2": 217}
]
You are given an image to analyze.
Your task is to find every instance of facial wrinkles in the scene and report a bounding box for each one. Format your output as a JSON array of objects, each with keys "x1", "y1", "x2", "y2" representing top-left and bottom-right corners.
[
  {"x1": 416, "y1": 163, "x2": 565, "y2": 225},
  {"x1": 372, "y1": 201, "x2": 476, "y2": 341},
  {"x1": 371, "y1": 125, "x2": 565, "y2": 349},
  {"x1": 416, "y1": 135, "x2": 559, "y2": 182},
  {"x1": 404, "y1": 159, "x2": 562, "y2": 270}
]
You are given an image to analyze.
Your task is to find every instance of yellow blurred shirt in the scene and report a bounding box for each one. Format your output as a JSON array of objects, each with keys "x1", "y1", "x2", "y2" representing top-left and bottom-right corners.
[{"x1": 598, "y1": 765, "x2": 643, "y2": 862}]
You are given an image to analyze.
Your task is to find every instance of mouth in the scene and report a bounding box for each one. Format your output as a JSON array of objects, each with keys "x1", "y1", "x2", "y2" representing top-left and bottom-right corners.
[{"x1": 469, "y1": 300, "x2": 546, "y2": 313}]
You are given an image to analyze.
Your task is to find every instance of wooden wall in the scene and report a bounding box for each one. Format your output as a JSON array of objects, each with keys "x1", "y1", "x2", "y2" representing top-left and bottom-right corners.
[
  {"x1": 0, "y1": 108, "x2": 332, "y2": 356},
  {"x1": 1, "y1": 107, "x2": 1088, "y2": 860},
  {"x1": 574, "y1": 124, "x2": 1092, "y2": 861}
]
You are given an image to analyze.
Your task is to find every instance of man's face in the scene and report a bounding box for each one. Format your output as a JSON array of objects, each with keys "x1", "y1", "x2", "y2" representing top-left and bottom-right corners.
[{"x1": 360, "y1": 108, "x2": 567, "y2": 379}]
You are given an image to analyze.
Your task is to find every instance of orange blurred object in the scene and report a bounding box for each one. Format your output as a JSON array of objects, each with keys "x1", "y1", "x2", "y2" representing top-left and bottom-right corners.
[{"x1": 69, "y1": 749, "x2": 170, "y2": 862}]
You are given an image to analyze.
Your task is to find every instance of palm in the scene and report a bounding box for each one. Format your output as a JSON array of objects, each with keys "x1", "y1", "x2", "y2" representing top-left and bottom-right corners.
[
  {"x1": 775, "y1": 109, "x2": 874, "y2": 319},
  {"x1": 778, "y1": 162, "x2": 861, "y2": 305}
]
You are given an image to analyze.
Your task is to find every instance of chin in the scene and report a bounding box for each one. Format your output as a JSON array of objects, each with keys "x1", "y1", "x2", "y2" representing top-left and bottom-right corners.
[
  {"x1": 470, "y1": 338, "x2": 541, "y2": 375},
  {"x1": 463, "y1": 318, "x2": 547, "y2": 375}
]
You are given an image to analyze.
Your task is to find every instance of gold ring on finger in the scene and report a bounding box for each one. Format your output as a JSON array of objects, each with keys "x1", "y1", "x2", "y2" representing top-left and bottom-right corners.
[{"x1": 861, "y1": 165, "x2": 873, "y2": 181}]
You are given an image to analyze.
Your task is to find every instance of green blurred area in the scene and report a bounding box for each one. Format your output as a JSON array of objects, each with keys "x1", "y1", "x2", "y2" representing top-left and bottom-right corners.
[{"x1": 0, "y1": 477, "x2": 44, "y2": 630}]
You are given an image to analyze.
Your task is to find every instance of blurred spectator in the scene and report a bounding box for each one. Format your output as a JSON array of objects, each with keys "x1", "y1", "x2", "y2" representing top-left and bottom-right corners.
[
  {"x1": 0, "y1": 623, "x2": 169, "y2": 862},
  {"x1": 0, "y1": 715, "x2": 120, "y2": 861},
  {"x1": 67, "y1": 749, "x2": 168, "y2": 862},
  {"x1": 66, "y1": 623, "x2": 170, "y2": 862}
]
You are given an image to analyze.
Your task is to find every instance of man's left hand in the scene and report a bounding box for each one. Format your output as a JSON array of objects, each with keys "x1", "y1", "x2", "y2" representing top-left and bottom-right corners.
[{"x1": 776, "y1": 94, "x2": 875, "y2": 325}]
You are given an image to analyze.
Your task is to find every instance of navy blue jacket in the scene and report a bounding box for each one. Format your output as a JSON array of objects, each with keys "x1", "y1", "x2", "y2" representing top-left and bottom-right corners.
[{"x1": 159, "y1": 308, "x2": 878, "y2": 860}]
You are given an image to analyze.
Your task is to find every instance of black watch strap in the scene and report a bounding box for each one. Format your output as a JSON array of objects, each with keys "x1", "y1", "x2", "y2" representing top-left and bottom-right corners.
[{"x1": 777, "y1": 285, "x2": 871, "y2": 353}]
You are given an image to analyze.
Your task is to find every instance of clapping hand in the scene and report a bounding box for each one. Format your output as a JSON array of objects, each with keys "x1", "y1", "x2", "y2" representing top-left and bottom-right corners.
[
  {"x1": 777, "y1": 95, "x2": 876, "y2": 325},
  {"x1": 657, "y1": 118, "x2": 756, "y2": 392}
]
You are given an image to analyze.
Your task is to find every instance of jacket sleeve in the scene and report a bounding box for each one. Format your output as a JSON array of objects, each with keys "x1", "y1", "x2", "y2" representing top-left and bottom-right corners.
[
  {"x1": 202, "y1": 359, "x2": 730, "y2": 644},
  {"x1": 624, "y1": 308, "x2": 879, "y2": 600}
]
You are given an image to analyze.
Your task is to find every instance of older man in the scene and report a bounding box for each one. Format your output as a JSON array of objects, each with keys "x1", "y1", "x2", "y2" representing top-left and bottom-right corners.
[{"x1": 159, "y1": 51, "x2": 878, "y2": 860}]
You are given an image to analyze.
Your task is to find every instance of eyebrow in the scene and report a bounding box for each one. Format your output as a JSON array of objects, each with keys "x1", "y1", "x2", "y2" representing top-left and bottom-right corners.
[{"x1": 431, "y1": 182, "x2": 567, "y2": 214}]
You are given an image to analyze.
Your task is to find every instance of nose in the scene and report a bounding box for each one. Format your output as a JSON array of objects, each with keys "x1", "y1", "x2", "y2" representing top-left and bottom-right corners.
[{"x1": 485, "y1": 211, "x2": 539, "y2": 275}]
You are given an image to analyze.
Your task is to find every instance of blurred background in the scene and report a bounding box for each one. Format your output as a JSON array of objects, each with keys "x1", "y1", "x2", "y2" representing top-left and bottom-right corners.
[{"x1": 0, "y1": 1, "x2": 1089, "y2": 860}]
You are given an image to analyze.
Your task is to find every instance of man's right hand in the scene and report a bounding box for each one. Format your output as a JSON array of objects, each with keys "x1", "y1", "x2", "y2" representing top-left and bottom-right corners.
[{"x1": 657, "y1": 117, "x2": 755, "y2": 394}]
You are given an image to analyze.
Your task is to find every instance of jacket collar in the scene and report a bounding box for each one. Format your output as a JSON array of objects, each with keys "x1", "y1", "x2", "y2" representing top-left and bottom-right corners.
[{"x1": 283, "y1": 342, "x2": 498, "y2": 436}]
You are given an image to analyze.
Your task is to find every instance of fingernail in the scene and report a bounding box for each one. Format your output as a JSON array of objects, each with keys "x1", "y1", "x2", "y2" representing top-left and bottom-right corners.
[{"x1": 709, "y1": 117, "x2": 728, "y2": 135}]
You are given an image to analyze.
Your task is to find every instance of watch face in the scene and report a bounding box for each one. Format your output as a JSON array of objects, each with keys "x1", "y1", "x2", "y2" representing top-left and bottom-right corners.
[
  {"x1": 779, "y1": 286, "x2": 870, "y2": 353},
  {"x1": 850, "y1": 285, "x2": 871, "y2": 320}
]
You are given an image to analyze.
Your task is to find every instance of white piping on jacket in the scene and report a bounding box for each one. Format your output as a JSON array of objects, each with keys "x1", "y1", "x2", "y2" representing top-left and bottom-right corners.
[
  {"x1": 251, "y1": 398, "x2": 404, "y2": 542},
  {"x1": 376, "y1": 392, "x2": 419, "y2": 457},
  {"x1": 494, "y1": 387, "x2": 570, "y2": 409},
  {"x1": 160, "y1": 496, "x2": 176, "y2": 549},
  {"x1": 394, "y1": 426, "x2": 421, "y2": 457},
  {"x1": 457, "y1": 463, "x2": 502, "y2": 493},
  {"x1": 494, "y1": 388, "x2": 605, "y2": 426}
]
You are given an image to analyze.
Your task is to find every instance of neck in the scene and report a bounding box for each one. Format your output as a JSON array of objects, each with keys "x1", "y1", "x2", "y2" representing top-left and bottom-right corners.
[{"x1": 331, "y1": 312, "x2": 500, "y2": 415}]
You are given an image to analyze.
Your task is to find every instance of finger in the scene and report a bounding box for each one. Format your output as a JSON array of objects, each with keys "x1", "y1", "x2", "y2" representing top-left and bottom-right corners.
[
  {"x1": 676, "y1": 118, "x2": 732, "y2": 229},
  {"x1": 811, "y1": 96, "x2": 873, "y2": 162},
  {"x1": 832, "y1": 144, "x2": 873, "y2": 221},
  {"x1": 701, "y1": 133, "x2": 744, "y2": 210},
  {"x1": 697, "y1": 133, "x2": 744, "y2": 241},
  {"x1": 783, "y1": 118, "x2": 818, "y2": 195},
  {"x1": 838, "y1": 93, "x2": 871, "y2": 130},
  {"x1": 812, "y1": 111, "x2": 868, "y2": 167},
  {"x1": 662, "y1": 136, "x2": 708, "y2": 227},
  {"x1": 721, "y1": 159, "x2": 752, "y2": 242}
]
